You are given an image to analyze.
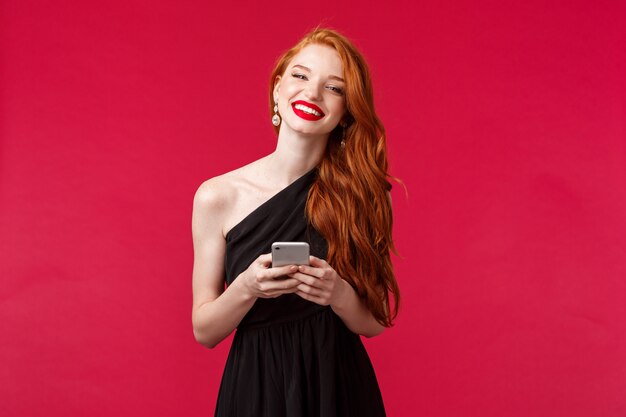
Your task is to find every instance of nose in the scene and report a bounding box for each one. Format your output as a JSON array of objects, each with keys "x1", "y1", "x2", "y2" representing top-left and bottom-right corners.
[{"x1": 304, "y1": 82, "x2": 323, "y2": 101}]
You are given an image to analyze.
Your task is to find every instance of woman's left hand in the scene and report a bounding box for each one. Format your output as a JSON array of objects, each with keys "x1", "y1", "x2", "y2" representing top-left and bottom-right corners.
[{"x1": 288, "y1": 256, "x2": 348, "y2": 306}]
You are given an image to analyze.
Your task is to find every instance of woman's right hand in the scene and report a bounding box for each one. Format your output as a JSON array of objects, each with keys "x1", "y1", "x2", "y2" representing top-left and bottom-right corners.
[{"x1": 238, "y1": 253, "x2": 301, "y2": 299}]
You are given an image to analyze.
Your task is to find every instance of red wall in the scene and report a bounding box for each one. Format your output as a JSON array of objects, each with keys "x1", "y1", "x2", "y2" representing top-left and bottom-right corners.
[{"x1": 1, "y1": 1, "x2": 625, "y2": 416}]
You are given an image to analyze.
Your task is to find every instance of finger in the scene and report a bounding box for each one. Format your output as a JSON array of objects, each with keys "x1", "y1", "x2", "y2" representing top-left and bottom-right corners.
[
  {"x1": 268, "y1": 285, "x2": 300, "y2": 297},
  {"x1": 264, "y1": 278, "x2": 301, "y2": 294},
  {"x1": 295, "y1": 290, "x2": 324, "y2": 305},
  {"x1": 309, "y1": 256, "x2": 328, "y2": 268},
  {"x1": 297, "y1": 264, "x2": 324, "y2": 278},
  {"x1": 273, "y1": 264, "x2": 299, "y2": 277},
  {"x1": 296, "y1": 283, "x2": 324, "y2": 297},
  {"x1": 265, "y1": 265, "x2": 298, "y2": 279},
  {"x1": 261, "y1": 287, "x2": 298, "y2": 298},
  {"x1": 256, "y1": 265, "x2": 298, "y2": 282},
  {"x1": 289, "y1": 271, "x2": 323, "y2": 287},
  {"x1": 256, "y1": 253, "x2": 272, "y2": 267}
]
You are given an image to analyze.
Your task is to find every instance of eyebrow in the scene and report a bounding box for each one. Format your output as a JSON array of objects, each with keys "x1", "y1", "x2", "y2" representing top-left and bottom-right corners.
[{"x1": 292, "y1": 64, "x2": 345, "y2": 82}]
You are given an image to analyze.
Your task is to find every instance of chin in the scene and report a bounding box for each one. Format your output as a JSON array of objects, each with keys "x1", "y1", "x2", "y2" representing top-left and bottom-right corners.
[
  {"x1": 299, "y1": 130, "x2": 331, "y2": 138},
  {"x1": 289, "y1": 123, "x2": 332, "y2": 136}
]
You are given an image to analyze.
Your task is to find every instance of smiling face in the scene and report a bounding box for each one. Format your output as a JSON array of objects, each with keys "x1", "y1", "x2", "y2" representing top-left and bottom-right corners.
[{"x1": 273, "y1": 43, "x2": 347, "y2": 137}]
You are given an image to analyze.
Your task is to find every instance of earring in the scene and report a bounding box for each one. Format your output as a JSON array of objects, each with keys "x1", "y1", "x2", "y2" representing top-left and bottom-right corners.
[
  {"x1": 340, "y1": 122, "x2": 347, "y2": 148},
  {"x1": 272, "y1": 99, "x2": 281, "y2": 126}
]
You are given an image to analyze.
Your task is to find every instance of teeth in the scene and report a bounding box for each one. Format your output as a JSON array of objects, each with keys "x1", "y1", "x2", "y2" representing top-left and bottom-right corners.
[{"x1": 294, "y1": 103, "x2": 322, "y2": 117}]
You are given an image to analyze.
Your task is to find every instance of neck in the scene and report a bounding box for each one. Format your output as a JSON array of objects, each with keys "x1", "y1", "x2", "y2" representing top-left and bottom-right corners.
[{"x1": 265, "y1": 126, "x2": 329, "y2": 186}]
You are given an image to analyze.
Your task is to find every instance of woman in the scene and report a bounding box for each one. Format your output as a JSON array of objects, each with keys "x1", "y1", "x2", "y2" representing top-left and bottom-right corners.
[{"x1": 191, "y1": 27, "x2": 400, "y2": 417}]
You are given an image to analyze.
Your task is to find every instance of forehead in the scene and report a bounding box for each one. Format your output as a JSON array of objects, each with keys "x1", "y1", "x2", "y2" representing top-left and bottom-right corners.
[{"x1": 288, "y1": 44, "x2": 343, "y2": 76}]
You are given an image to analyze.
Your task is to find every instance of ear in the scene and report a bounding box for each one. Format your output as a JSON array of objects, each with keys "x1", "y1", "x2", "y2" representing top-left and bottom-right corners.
[{"x1": 273, "y1": 75, "x2": 281, "y2": 101}]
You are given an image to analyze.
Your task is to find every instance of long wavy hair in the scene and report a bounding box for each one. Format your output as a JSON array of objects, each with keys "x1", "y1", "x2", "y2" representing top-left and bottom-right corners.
[{"x1": 268, "y1": 28, "x2": 400, "y2": 327}]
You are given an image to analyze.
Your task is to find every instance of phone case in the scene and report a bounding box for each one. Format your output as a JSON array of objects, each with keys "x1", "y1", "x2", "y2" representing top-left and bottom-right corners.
[{"x1": 271, "y1": 242, "x2": 310, "y2": 267}]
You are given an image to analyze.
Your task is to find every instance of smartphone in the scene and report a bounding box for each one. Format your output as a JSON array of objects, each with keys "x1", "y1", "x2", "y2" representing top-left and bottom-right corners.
[{"x1": 271, "y1": 242, "x2": 310, "y2": 267}]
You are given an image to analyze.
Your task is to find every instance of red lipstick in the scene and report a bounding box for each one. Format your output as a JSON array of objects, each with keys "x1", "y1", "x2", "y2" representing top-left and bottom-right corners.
[{"x1": 291, "y1": 100, "x2": 325, "y2": 121}]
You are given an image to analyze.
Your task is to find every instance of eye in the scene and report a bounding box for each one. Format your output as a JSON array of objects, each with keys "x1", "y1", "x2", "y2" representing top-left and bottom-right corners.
[
  {"x1": 327, "y1": 85, "x2": 344, "y2": 95},
  {"x1": 291, "y1": 73, "x2": 307, "y2": 80}
]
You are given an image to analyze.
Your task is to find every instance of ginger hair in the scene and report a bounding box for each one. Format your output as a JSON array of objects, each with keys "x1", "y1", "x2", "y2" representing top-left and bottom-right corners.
[{"x1": 268, "y1": 27, "x2": 400, "y2": 327}]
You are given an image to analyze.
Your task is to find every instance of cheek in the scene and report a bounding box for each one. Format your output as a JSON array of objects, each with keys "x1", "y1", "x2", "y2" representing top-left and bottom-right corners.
[
  {"x1": 329, "y1": 100, "x2": 346, "y2": 119},
  {"x1": 279, "y1": 80, "x2": 299, "y2": 96},
  {"x1": 278, "y1": 83, "x2": 298, "y2": 107}
]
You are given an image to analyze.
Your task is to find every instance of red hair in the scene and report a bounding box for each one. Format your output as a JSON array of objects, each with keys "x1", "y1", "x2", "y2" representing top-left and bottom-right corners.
[{"x1": 269, "y1": 28, "x2": 400, "y2": 327}]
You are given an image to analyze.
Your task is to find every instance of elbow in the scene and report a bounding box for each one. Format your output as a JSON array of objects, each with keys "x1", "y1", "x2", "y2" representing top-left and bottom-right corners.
[
  {"x1": 362, "y1": 322, "x2": 386, "y2": 338},
  {"x1": 363, "y1": 327, "x2": 385, "y2": 338},
  {"x1": 193, "y1": 328, "x2": 219, "y2": 349},
  {"x1": 192, "y1": 310, "x2": 221, "y2": 349}
]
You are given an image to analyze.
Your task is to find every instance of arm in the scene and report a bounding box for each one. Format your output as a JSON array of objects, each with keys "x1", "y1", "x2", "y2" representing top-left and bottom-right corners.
[
  {"x1": 330, "y1": 277, "x2": 386, "y2": 337},
  {"x1": 290, "y1": 256, "x2": 386, "y2": 338},
  {"x1": 191, "y1": 181, "x2": 256, "y2": 348},
  {"x1": 191, "y1": 181, "x2": 302, "y2": 348}
]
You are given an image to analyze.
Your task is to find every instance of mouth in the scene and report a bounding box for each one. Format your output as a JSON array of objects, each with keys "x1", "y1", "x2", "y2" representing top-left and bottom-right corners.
[{"x1": 291, "y1": 100, "x2": 325, "y2": 121}]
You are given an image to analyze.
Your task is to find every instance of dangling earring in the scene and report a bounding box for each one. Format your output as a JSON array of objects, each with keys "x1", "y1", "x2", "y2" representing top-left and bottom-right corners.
[
  {"x1": 340, "y1": 122, "x2": 347, "y2": 148},
  {"x1": 272, "y1": 98, "x2": 281, "y2": 126}
]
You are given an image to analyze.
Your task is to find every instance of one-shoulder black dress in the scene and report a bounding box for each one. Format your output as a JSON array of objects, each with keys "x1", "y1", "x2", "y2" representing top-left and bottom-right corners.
[{"x1": 214, "y1": 168, "x2": 386, "y2": 417}]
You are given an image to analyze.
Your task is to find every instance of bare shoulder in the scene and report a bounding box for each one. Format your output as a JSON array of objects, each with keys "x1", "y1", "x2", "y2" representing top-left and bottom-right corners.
[
  {"x1": 195, "y1": 162, "x2": 262, "y2": 204},
  {"x1": 192, "y1": 170, "x2": 241, "y2": 226},
  {"x1": 194, "y1": 173, "x2": 234, "y2": 211},
  {"x1": 193, "y1": 160, "x2": 268, "y2": 235}
]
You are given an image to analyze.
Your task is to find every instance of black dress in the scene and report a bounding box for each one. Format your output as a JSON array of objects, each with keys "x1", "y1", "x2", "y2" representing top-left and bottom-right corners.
[{"x1": 214, "y1": 168, "x2": 386, "y2": 417}]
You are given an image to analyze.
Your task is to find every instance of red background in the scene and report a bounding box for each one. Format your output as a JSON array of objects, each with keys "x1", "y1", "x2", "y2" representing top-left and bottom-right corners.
[{"x1": 1, "y1": 1, "x2": 625, "y2": 416}]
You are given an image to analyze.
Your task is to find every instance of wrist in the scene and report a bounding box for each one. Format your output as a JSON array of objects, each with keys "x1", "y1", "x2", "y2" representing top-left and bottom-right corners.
[
  {"x1": 330, "y1": 278, "x2": 352, "y2": 313},
  {"x1": 232, "y1": 274, "x2": 256, "y2": 301}
]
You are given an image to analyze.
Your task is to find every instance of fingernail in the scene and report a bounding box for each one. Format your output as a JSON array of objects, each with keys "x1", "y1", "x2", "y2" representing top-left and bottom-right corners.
[{"x1": 291, "y1": 266, "x2": 297, "y2": 271}]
